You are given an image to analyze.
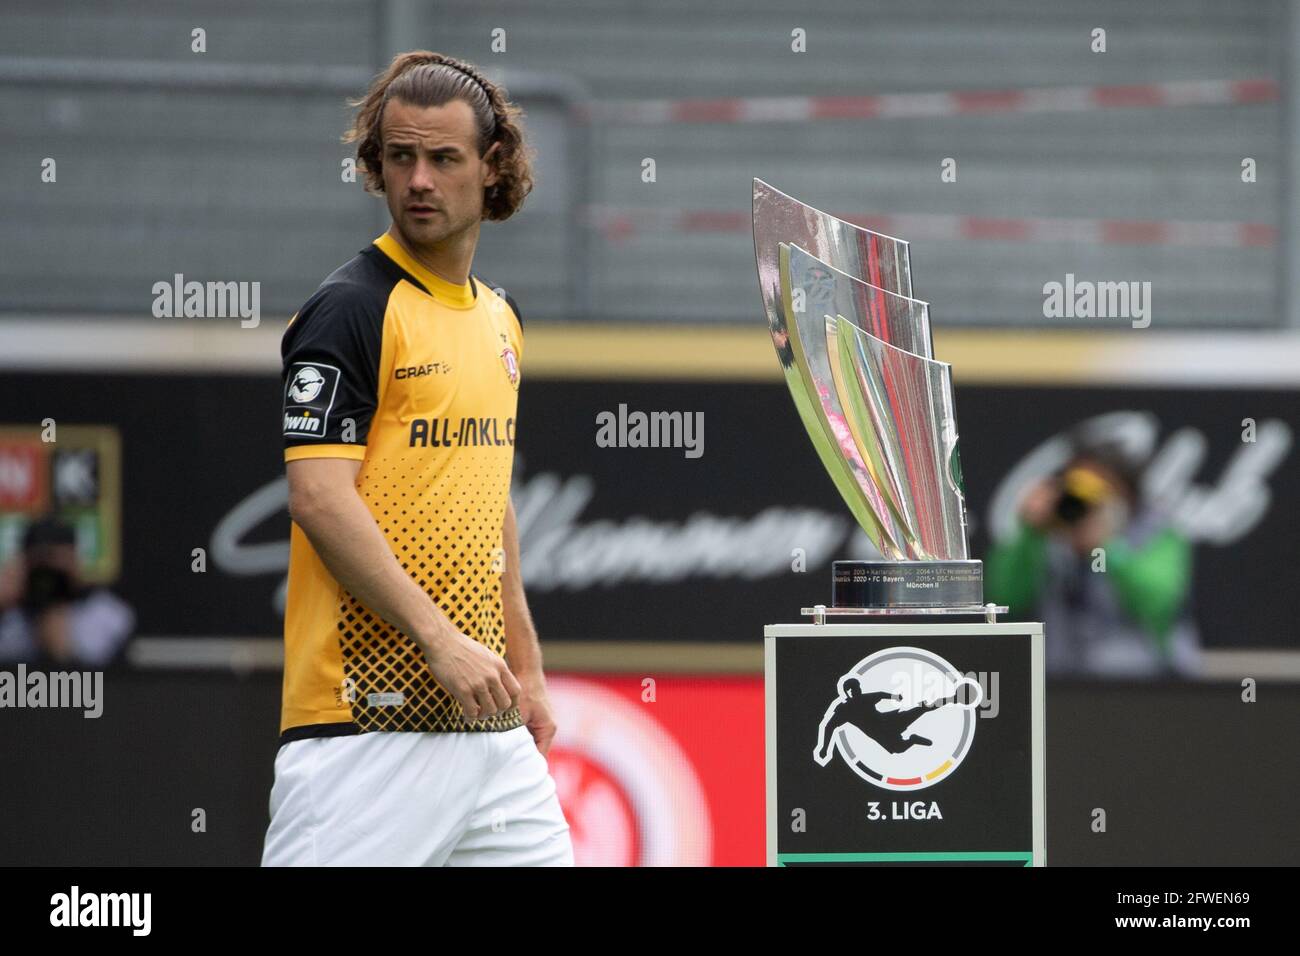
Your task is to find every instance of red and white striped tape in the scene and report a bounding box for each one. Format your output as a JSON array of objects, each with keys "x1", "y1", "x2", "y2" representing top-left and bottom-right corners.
[
  {"x1": 583, "y1": 78, "x2": 1277, "y2": 125},
  {"x1": 583, "y1": 205, "x2": 1275, "y2": 249}
]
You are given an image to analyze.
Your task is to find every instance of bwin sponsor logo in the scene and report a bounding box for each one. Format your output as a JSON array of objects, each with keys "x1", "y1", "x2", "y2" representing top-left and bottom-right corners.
[{"x1": 283, "y1": 413, "x2": 322, "y2": 434}]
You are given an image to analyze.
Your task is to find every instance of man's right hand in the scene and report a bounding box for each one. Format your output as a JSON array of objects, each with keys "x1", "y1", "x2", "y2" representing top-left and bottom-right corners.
[{"x1": 420, "y1": 629, "x2": 522, "y2": 720}]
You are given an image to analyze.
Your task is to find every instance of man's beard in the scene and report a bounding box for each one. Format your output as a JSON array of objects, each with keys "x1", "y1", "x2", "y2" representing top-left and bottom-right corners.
[
  {"x1": 391, "y1": 195, "x2": 473, "y2": 251},
  {"x1": 402, "y1": 211, "x2": 461, "y2": 246}
]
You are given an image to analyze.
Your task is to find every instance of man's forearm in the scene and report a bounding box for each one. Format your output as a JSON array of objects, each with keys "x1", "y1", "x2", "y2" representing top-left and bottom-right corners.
[
  {"x1": 293, "y1": 485, "x2": 455, "y2": 652},
  {"x1": 501, "y1": 499, "x2": 544, "y2": 681}
]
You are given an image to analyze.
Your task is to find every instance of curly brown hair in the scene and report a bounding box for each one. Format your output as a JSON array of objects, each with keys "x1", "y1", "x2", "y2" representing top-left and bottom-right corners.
[{"x1": 344, "y1": 50, "x2": 535, "y2": 222}]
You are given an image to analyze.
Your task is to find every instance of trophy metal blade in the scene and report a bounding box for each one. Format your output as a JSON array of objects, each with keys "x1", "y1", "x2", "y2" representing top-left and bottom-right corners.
[
  {"x1": 752, "y1": 177, "x2": 913, "y2": 298},
  {"x1": 776, "y1": 242, "x2": 911, "y2": 559},
  {"x1": 753, "y1": 179, "x2": 926, "y2": 558},
  {"x1": 836, "y1": 315, "x2": 971, "y2": 561},
  {"x1": 825, "y1": 313, "x2": 918, "y2": 549},
  {"x1": 786, "y1": 241, "x2": 932, "y2": 358},
  {"x1": 777, "y1": 240, "x2": 935, "y2": 545},
  {"x1": 752, "y1": 178, "x2": 983, "y2": 609}
]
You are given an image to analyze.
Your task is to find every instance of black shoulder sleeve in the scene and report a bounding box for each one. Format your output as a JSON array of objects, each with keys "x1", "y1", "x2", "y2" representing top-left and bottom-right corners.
[
  {"x1": 280, "y1": 281, "x2": 385, "y2": 451},
  {"x1": 473, "y1": 274, "x2": 523, "y2": 329}
]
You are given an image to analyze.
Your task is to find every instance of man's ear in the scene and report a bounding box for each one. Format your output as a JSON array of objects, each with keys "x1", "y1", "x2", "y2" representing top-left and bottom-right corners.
[{"x1": 481, "y1": 141, "x2": 501, "y2": 187}]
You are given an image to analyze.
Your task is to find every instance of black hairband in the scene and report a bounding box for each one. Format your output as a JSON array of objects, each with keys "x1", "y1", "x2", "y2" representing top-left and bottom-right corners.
[
  {"x1": 447, "y1": 63, "x2": 497, "y2": 129},
  {"x1": 387, "y1": 60, "x2": 498, "y2": 139}
]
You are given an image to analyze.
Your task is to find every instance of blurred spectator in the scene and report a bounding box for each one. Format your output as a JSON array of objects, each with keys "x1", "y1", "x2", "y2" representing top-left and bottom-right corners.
[
  {"x1": 985, "y1": 438, "x2": 1200, "y2": 679},
  {"x1": 0, "y1": 515, "x2": 135, "y2": 668}
]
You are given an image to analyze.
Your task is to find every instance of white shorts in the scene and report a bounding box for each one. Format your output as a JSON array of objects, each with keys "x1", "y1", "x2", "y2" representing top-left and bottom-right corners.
[{"x1": 261, "y1": 725, "x2": 574, "y2": 866}]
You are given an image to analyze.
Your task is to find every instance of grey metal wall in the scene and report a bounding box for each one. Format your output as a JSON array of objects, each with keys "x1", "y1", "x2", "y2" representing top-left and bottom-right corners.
[
  {"x1": 1, "y1": 1, "x2": 383, "y2": 315},
  {"x1": 0, "y1": 0, "x2": 1285, "y2": 326}
]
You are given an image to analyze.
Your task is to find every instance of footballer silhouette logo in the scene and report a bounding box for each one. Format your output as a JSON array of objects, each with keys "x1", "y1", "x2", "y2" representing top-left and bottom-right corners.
[
  {"x1": 288, "y1": 366, "x2": 327, "y2": 403},
  {"x1": 814, "y1": 647, "x2": 983, "y2": 791}
]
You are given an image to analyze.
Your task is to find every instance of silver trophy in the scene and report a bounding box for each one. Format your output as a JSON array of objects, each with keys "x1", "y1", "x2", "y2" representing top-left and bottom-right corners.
[{"x1": 753, "y1": 179, "x2": 991, "y2": 614}]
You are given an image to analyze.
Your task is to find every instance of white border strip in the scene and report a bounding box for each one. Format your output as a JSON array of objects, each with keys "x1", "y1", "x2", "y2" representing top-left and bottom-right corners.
[
  {"x1": 6, "y1": 319, "x2": 1300, "y2": 388},
  {"x1": 764, "y1": 635, "x2": 778, "y2": 867},
  {"x1": 0, "y1": 319, "x2": 283, "y2": 373},
  {"x1": 1031, "y1": 625, "x2": 1046, "y2": 867}
]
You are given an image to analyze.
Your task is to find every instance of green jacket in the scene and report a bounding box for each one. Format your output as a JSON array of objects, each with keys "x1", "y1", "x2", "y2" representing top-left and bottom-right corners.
[{"x1": 985, "y1": 519, "x2": 1192, "y2": 655}]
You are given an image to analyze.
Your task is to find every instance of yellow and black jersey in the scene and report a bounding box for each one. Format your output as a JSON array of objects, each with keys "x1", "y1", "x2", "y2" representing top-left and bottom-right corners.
[{"x1": 278, "y1": 232, "x2": 525, "y2": 743}]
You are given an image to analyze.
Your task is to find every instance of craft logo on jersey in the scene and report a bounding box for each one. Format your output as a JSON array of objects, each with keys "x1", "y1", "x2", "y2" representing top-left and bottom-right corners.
[
  {"x1": 813, "y1": 646, "x2": 983, "y2": 791},
  {"x1": 283, "y1": 362, "x2": 340, "y2": 437},
  {"x1": 500, "y1": 346, "x2": 520, "y2": 390}
]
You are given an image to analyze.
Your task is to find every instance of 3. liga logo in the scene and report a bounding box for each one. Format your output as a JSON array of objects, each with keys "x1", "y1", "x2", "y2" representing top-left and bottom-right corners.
[
  {"x1": 288, "y1": 366, "x2": 327, "y2": 403},
  {"x1": 814, "y1": 647, "x2": 983, "y2": 791}
]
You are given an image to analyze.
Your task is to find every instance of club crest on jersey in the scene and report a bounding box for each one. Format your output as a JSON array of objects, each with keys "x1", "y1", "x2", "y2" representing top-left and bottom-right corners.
[{"x1": 500, "y1": 346, "x2": 520, "y2": 390}]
